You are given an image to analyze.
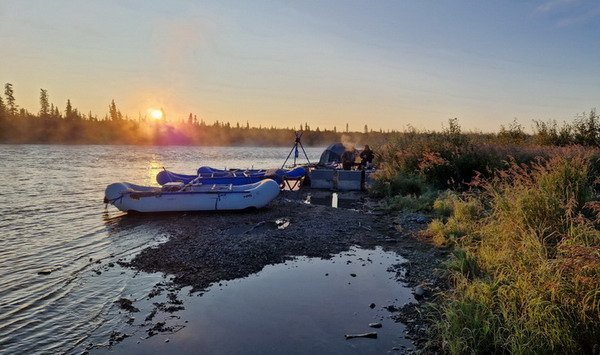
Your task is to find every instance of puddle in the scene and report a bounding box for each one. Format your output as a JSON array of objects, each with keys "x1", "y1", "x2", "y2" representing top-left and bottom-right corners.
[{"x1": 93, "y1": 247, "x2": 415, "y2": 354}]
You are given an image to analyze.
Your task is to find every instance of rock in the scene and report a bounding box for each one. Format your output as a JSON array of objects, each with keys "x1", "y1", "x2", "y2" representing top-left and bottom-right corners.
[
  {"x1": 37, "y1": 270, "x2": 52, "y2": 275},
  {"x1": 345, "y1": 332, "x2": 377, "y2": 339},
  {"x1": 165, "y1": 338, "x2": 170, "y2": 343},
  {"x1": 368, "y1": 322, "x2": 382, "y2": 328},
  {"x1": 275, "y1": 218, "x2": 290, "y2": 230},
  {"x1": 369, "y1": 303, "x2": 376, "y2": 309},
  {"x1": 414, "y1": 285, "x2": 425, "y2": 298},
  {"x1": 384, "y1": 305, "x2": 399, "y2": 312},
  {"x1": 115, "y1": 298, "x2": 139, "y2": 312},
  {"x1": 109, "y1": 331, "x2": 128, "y2": 342},
  {"x1": 392, "y1": 347, "x2": 400, "y2": 351},
  {"x1": 414, "y1": 216, "x2": 428, "y2": 224},
  {"x1": 350, "y1": 273, "x2": 357, "y2": 277}
]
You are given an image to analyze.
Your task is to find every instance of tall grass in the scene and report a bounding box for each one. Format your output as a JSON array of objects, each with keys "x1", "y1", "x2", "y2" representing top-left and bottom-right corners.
[{"x1": 427, "y1": 151, "x2": 600, "y2": 354}]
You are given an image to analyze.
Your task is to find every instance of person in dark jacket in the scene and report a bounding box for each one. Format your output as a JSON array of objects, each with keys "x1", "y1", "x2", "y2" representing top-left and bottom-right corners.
[
  {"x1": 360, "y1": 145, "x2": 374, "y2": 168},
  {"x1": 341, "y1": 149, "x2": 356, "y2": 170}
]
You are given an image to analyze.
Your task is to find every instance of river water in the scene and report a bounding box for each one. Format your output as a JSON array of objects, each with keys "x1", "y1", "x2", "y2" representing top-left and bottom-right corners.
[{"x1": 0, "y1": 145, "x2": 413, "y2": 354}]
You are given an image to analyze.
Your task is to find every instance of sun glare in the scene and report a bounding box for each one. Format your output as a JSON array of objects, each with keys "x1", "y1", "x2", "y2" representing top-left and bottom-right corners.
[{"x1": 150, "y1": 109, "x2": 163, "y2": 120}]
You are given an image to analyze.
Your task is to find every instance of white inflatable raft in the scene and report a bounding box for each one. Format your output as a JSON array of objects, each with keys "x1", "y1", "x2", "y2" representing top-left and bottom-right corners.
[{"x1": 104, "y1": 179, "x2": 280, "y2": 213}]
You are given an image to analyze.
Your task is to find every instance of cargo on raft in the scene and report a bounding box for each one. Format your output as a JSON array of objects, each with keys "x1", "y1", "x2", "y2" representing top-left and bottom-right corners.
[
  {"x1": 156, "y1": 166, "x2": 306, "y2": 186},
  {"x1": 104, "y1": 179, "x2": 280, "y2": 213}
]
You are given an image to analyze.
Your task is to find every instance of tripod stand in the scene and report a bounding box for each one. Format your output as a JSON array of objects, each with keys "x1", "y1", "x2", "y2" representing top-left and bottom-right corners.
[{"x1": 281, "y1": 131, "x2": 311, "y2": 169}]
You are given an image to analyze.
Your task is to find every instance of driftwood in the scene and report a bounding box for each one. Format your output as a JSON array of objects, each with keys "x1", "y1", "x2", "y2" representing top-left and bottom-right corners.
[{"x1": 344, "y1": 332, "x2": 378, "y2": 339}]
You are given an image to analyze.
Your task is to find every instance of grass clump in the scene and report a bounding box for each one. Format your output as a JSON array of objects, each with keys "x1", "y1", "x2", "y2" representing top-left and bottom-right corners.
[
  {"x1": 428, "y1": 153, "x2": 600, "y2": 354},
  {"x1": 425, "y1": 192, "x2": 483, "y2": 247},
  {"x1": 370, "y1": 171, "x2": 439, "y2": 212}
]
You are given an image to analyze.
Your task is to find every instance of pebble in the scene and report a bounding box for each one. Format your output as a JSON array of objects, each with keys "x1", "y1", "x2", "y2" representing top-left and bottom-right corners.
[
  {"x1": 350, "y1": 273, "x2": 356, "y2": 277},
  {"x1": 369, "y1": 303, "x2": 376, "y2": 309},
  {"x1": 165, "y1": 339, "x2": 170, "y2": 343},
  {"x1": 414, "y1": 216, "x2": 428, "y2": 224},
  {"x1": 414, "y1": 285, "x2": 425, "y2": 298}
]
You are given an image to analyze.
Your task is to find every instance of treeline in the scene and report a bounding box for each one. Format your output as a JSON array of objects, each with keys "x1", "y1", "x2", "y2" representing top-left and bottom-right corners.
[
  {"x1": 0, "y1": 83, "x2": 393, "y2": 146},
  {"x1": 0, "y1": 83, "x2": 598, "y2": 147}
]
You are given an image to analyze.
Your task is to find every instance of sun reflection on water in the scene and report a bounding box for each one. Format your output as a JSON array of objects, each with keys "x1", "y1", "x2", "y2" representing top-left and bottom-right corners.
[{"x1": 147, "y1": 157, "x2": 164, "y2": 186}]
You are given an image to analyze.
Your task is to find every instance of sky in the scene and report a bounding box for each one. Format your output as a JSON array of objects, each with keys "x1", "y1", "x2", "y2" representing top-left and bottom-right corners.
[{"x1": 0, "y1": 0, "x2": 599, "y2": 132}]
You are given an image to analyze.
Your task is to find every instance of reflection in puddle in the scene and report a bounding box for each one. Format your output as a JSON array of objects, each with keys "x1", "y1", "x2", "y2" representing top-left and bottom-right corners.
[{"x1": 99, "y1": 247, "x2": 415, "y2": 354}]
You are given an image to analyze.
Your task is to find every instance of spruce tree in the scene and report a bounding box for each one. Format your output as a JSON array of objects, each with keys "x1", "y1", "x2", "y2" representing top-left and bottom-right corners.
[
  {"x1": 0, "y1": 96, "x2": 6, "y2": 120},
  {"x1": 109, "y1": 100, "x2": 118, "y2": 120},
  {"x1": 65, "y1": 99, "x2": 73, "y2": 120},
  {"x1": 39, "y1": 89, "x2": 50, "y2": 118},
  {"x1": 4, "y1": 83, "x2": 17, "y2": 116}
]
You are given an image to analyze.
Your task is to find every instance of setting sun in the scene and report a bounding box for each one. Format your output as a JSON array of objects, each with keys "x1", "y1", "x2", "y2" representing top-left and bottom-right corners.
[{"x1": 150, "y1": 109, "x2": 163, "y2": 120}]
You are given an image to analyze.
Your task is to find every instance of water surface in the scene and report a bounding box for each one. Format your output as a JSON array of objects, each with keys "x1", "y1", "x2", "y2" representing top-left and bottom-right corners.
[
  {"x1": 0, "y1": 144, "x2": 322, "y2": 353},
  {"x1": 99, "y1": 247, "x2": 414, "y2": 354}
]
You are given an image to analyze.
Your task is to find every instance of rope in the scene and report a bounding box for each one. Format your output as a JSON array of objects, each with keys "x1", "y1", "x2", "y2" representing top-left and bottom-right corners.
[{"x1": 106, "y1": 194, "x2": 124, "y2": 205}]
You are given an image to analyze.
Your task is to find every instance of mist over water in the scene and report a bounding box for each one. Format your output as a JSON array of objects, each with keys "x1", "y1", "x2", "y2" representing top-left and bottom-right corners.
[{"x1": 0, "y1": 145, "x2": 322, "y2": 353}]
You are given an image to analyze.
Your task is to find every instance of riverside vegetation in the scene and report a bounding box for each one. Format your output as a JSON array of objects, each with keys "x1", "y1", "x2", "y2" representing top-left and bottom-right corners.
[{"x1": 371, "y1": 115, "x2": 600, "y2": 354}]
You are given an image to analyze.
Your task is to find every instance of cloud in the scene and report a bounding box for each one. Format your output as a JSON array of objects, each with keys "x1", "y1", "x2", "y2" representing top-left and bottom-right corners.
[
  {"x1": 556, "y1": 5, "x2": 600, "y2": 26},
  {"x1": 534, "y1": 0, "x2": 600, "y2": 27},
  {"x1": 536, "y1": 0, "x2": 579, "y2": 13}
]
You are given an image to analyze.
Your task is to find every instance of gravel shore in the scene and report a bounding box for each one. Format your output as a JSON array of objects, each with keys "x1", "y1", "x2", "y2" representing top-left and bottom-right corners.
[{"x1": 116, "y1": 189, "x2": 448, "y2": 351}]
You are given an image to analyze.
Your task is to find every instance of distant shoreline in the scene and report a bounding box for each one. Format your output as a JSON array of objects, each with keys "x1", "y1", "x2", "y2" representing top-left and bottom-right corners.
[{"x1": 0, "y1": 141, "x2": 330, "y2": 148}]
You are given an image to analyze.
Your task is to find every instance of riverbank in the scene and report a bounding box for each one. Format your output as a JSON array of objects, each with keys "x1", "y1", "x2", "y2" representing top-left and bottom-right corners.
[{"x1": 89, "y1": 190, "x2": 448, "y2": 353}]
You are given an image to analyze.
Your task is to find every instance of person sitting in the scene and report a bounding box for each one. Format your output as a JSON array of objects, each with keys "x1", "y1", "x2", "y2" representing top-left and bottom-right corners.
[
  {"x1": 341, "y1": 149, "x2": 356, "y2": 170},
  {"x1": 360, "y1": 145, "x2": 374, "y2": 168}
]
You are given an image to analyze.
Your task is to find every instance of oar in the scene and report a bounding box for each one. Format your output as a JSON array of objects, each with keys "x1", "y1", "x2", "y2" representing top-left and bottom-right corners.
[{"x1": 178, "y1": 175, "x2": 203, "y2": 192}]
